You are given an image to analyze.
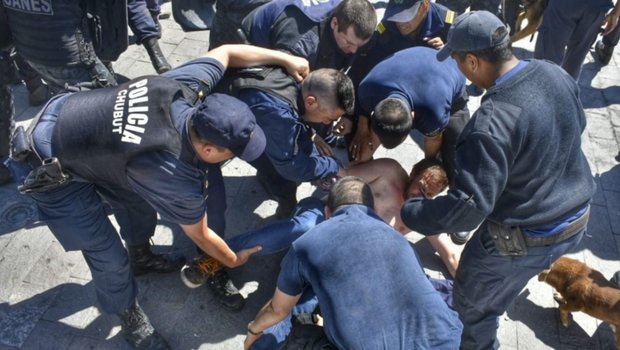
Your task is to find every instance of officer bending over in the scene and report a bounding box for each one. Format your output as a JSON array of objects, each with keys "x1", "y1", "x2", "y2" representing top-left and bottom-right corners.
[{"x1": 7, "y1": 44, "x2": 309, "y2": 349}]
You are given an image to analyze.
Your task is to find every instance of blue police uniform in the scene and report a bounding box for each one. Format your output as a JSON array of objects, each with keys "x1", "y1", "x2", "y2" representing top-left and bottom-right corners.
[
  {"x1": 128, "y1": 0, "x2": 161, "y2": 43},
  {"x1": 241, "y1": 0, "x2": 351, "y2": 70},
  {"x1": 358, "y1": 47, "x2": 467, "y2": 178},
  {"x1": 7, "y1": 58, "x2": 240, "y2": 314},
  {"x1": 401, "y1": 60, "x2": 596, "y2": 349},
  {"x1": 2, "y1": 0, "x2": 116, "y2": 89},
  {"x1": 273, "y1": 204, "x2": 462, "y2": 349},
  {"x1": 348, "y1": 2, "x2": 455, "y2": 88},
  {"x1": 534, "y1": 0, "x2": 614, "y2": 80},
  {"x1": 209, "y1": 0, "x2": 272, "y2": 49},
  {"x1": 436, "y1": 0, "x2": 501, "y2": 16}
]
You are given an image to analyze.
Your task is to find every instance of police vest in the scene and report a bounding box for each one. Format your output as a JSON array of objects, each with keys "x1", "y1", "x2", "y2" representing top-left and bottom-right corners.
[
  {"x1": 216, "y1": 66, "x2": 300, "y2": 112},
  {"x1": 248, "y1": 0, "x2": 340, "y2": 47},
  {"x1": 51, "y1": 76, "x2": 196, "y2": 188}
]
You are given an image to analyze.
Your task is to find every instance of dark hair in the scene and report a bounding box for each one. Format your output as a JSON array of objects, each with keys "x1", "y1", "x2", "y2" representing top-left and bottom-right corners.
[
  {"x1": 371, "y1": 98, "x2": 412, "y2": 149},
  {"x1": 302, "y1": 69, "x2": 355, "y2": 115},
  {"x1": 412, "y1": 158, "x2": 448, "y2": 186},
  {"x1": 332, "y1": 0, "x2": 377, "y2": 40},
  {"x1": 452, "y1": 27, "x2": 513, "y2": 63},
  {"x1": 327, "y1": 176, "x2": 374, "y2": 211}
]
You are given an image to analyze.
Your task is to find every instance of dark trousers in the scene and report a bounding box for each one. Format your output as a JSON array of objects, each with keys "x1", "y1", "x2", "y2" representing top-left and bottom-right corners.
[
  {"x1": 128, "y1": 0, "x2": 160, "y2": 43},
  {"x1": 250, "y1": 153, "x2": 298, "y2": 207}
]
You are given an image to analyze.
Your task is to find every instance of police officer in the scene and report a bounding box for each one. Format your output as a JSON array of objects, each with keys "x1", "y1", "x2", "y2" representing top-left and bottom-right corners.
[
  {"x1": 2, "y1": 0, "x2": 117, "y2": 92},
  {"x1": 209, "y1": 0, "x2": 272, "y2": 49},
  {"x1": 402, "y1": 12, "x2": 595, "y2": 348},
  {"x1": 534, "y1": 0, "x2": 615, "y2": 80},
  {"x1": 241, "y1": 0, "x2": 377, "y2": 71},
  {"x1": 127, "y1": 0, "x2": 172, "y2": 73},
  {"x1": 347, "y1": 46, "x2": 468, "y2": 183},
  {"x1": 594, "y1": 11, "x2": 620, "y2": 66},
  {"x1": 436, "y1": 0, "x2": 501, "y2": 17},
  {"x1": 213, "y1": 66, "x2": 352, "y2": 220},
  {"x1": 6, "y1": 44, "x2": 308, "y2": 349},
  {"x1": 348, "y1": 0, "x2": 455, "y2": 86}
]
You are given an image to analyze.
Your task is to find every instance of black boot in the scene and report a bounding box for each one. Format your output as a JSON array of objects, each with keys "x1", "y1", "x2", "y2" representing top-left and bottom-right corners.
[
  {"x1": 594, "y1": 40, "x2": 614, "y2": 66},
  {"x1": 128, "y1": 243, "x2": 185, "y2": 276},
  {"x1": 118, "y1": 301, "x2": 170, "y2": 350},
  {"x1": 143, "y1": 37, "x2": 171, "y2": 74},
  {"x1": 207, "y1": 270, "x2": 245, "y2": 311}
]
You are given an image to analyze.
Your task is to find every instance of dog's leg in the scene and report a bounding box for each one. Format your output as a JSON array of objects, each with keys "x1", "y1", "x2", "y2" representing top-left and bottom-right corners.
[
  {"x1": 553, "y1": 292, "x2": 567, "y2": 304},
  {"x1": 512, "y1": 22, "x2": 538, "y2": 43},
  {"x1": 559, "y1": 304, "x2": 573, "y2": 327}
]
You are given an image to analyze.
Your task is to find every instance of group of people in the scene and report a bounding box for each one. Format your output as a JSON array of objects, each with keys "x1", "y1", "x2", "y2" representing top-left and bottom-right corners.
[{"x1": 1, "y1": 0, "x2": 618, "y2": 348}]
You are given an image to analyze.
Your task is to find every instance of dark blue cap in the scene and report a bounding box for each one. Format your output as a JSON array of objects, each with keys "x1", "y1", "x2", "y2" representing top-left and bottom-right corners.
[
  {"x1": 437, "y1": 11, "x2": 510, "y2": 61},
  {"x1": 192, "y1": 93, "x2": 266, "y2": 162},
  {"x1": 384, "y1": 0, "x2": 423, "y2": 23}
]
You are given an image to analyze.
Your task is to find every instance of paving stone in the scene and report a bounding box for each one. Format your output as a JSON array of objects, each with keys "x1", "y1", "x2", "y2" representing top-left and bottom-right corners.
[{"x1": 586, "y1": 110, "x2": 616, "y2": 140}]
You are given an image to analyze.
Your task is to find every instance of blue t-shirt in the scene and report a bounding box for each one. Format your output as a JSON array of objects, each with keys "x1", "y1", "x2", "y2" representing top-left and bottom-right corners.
[
  {"x1": 277, "y1": 204, "x2": 462, "y2": 349},
  {"x1": 358, "y1": 46, "x2": 466, "y2": 136},
  {"x1": 125, "y1": 58, "x2": 225, "y2": 224}
]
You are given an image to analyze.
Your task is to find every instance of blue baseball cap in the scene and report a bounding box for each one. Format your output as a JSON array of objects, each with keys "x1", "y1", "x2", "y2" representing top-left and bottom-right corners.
[
  {"x1": 437, "y1": 10, "x2": 510, "y2": 61},
  {"x1": 192, "y1": 93, "x2": 266, "y2": 162},
  {"x1": 384, "y1": 0, "x2": 423, "y2": 23}
]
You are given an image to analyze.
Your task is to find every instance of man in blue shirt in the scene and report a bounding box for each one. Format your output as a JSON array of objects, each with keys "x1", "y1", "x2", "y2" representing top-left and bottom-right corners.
[
  {"x1": 348, "y1": 46, "x2": 468, "y2": 183},
  {"x1": 6, "y1": 44, "x2": 308, "y2": 349},
  {"x1": 243, "y1": 176, "x2": 462, "y2": 349},
  {"x1": 402, "y1": 11, "x2": 595, "y2": 349}
]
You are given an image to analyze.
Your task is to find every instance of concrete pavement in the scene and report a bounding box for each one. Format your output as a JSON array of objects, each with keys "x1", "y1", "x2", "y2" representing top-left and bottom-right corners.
[{"x1": 0, "y1": 3, "x2": 619, "y2": 349}]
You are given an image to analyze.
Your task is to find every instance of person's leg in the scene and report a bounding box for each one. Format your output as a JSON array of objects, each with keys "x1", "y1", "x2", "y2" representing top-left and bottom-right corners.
[
  {"x1": 127, "y1": 0, "x2": 171, "y2": 73},
  {"x1": 454, "y1": 224, "x2": 585, "y2": 349},
  {"x1": 0, "y1": 50, "x2": 14, "y2": 185},
  {"x1": 250, "y1": 153, "x2": 298, "y2": 219},
  {"x1": 206, "y1": 163, "x2": 227, "y2": 236},
  {"x1": 534, "y1": 0, "x2": 575, "y2": 67},
  {"x1": 561, "y1": 6, "x2": 607, "y2": 79},
  {"x1": 470, "y1": 0, "x2": 502, "y2": 17}
]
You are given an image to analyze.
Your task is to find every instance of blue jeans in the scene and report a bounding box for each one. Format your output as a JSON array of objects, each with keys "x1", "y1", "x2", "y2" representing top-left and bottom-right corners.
[
  {"x1": 226, "y1": 197, "x2": 325, "y2": 255},
  {"x1": 453, "y1": 223, "x2": 585, "y2": 349}
]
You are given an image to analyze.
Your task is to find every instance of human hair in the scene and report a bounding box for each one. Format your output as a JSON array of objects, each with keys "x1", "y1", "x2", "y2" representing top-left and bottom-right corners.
[
  {"x1": 412, "y1": 158, "x2": 448, "y2": 189},
  {"x1": 302, "y1": 68, "x2": 355, "y2": 115},
  {"x1": 332, "y1": 0, "x2": 377, "y2": 40},
  {"x1": 371, "y1": 97, "x2": 412, "y2": 149},
  {"x1": 327, "y1": 176, "x2": 374, "y2": 211},
  {"x1": 452, "y1": 27, "x2": 513, "y2": 64}
]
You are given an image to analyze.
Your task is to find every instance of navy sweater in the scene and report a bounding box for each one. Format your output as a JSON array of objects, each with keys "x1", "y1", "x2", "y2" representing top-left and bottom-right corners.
[{"x1": 402, "y1": 60, "x2": 595, "y2": 234}]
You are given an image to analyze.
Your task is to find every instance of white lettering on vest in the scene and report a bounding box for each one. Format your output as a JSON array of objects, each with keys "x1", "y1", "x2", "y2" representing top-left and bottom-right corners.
[
  {"x1": 3, "y1": 0, "x2": 53, "y2": 15},
  {"x1": 111, "y1": 78, "x2": 150, "y2": 145}
]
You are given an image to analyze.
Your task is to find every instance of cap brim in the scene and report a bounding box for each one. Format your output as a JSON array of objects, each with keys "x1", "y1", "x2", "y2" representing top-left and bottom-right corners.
[
  {"x1": 237, "y1": 124, "x2": 266, "y2": 162},
  {"x1": 436, "y1": 45, "x2": 452, "y2": 61},
  {"x1": 385, "y1": 2, "x2": 421, "y2": 23}
]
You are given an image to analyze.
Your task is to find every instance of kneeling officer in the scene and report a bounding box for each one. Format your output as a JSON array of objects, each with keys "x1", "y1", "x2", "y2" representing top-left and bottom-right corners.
[{"x1": 7, "y1": 44, "x2": 308, "y2": 349}]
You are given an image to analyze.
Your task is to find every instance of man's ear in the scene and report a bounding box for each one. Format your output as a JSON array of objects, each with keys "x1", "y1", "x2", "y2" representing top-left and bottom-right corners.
[
  {"x1": 305, "y1": 95, "x2": 318, "y2": 111},
  {"x1": 330, "y1": 17, "x2": 338, "y2": 31},
  {"x1": 467, "y1": 53, "x2": 478, "y2": 72}
]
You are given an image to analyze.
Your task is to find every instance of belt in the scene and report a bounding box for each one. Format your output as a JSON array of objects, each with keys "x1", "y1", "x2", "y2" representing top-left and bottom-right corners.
[{"x1": 524, "y1": 205, "x2": 590, "y2": 247}]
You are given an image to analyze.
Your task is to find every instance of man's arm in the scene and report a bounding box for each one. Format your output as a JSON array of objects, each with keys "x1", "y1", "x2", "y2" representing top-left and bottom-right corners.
[
  {"x1": 602, "y1": 1, "x2": 620, "y2": 35},
  {"x1": 206, "y1": 44, "x2": 309, "y2": 81},
  {"x1": 180, "y1": 215, "x2": 261, "y2": 268},
  {"x1": 423, "y1": 132, "x2": 443, "y2": 159},
  {"x1": 244, "y1": 288, "x2": 302, "y2": 350}
]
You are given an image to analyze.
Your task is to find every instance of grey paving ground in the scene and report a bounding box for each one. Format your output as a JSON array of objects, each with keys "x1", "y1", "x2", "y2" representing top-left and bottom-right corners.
[{"x1": 1, "y1": 3, "x2": 619, "y2": 349}]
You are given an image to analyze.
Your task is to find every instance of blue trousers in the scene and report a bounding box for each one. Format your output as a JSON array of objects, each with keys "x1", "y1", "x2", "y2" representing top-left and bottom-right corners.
[
  {"x1": 226, "y1": 197, "x2": 325, "y2": 255},
  {"x1": 534, "y1": 0, "x2": 612, "y2": 80},
  {"x1": 453, "y1": 223, "x2": 585, "y2": 349},
  {"x1": 127, "y1": 0, "x2": 160, "y2": 43}
]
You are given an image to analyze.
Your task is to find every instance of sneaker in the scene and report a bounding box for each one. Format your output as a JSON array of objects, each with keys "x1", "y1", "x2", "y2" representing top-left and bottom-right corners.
[
  {"x1": 180, "y1": 254, "x2": 223, "y2": 288},
  {"x1": 128, "y1": 243, "x2": 185, "y2": 276},
  {"x1": 594, "y1": 40, "x2": 614, "y2": 66},
  {"x1": 450, "y1": 231, "x2": 471, "y2": 245},
  {"x1": 207, "y1": 270, "x2": 245, "y2": 311},
  {"x1": 118, "y1": 301, "x2": 170, "y2": 350}
]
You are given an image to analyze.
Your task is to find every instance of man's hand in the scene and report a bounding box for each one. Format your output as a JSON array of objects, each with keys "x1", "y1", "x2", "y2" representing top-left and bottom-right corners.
[
  {"x1": 283, "y1": 55, "x2": 310, "y2": 82},
  {"x1": 312, "y1": 133, "x2": 334, "y2": 157},
  {"x1": 602, "y1": 4, "x2": 620, "y2": 35},
  {"x1": 349, "y1": 127, "x2": 376, "y2": 163},
  {"x1": 230, "y1": 246, "x2": 262, "y2": 268},
  {"x1": 424, "y1": 36, "x2": 444, "y2": 49},
  {"x1": 333, "y1": 117, "x2": 353, "y2": 136}
]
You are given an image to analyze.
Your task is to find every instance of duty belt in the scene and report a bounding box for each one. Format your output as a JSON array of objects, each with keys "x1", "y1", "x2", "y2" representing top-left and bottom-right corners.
[{"x1": 486, "y1": 205, "x2": 589, "y2": 256}]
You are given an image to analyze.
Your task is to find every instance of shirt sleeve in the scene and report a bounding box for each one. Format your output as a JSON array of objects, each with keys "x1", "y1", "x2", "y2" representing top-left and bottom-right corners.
[
  {"x1": 126, "y1": 151, "x2": 207, "y2": 225},
  {"x1": 276, "y1": 248, "x2": 307, "y2": 296},
  {"x1": 255, "y1": 101, "x2": 340, "y2": 181},
  {"x1": 162, "y1": 57, "x2": 225, "y2": 95}
]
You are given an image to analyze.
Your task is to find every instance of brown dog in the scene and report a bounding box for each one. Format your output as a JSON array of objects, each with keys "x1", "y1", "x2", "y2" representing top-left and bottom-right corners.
[
  {"x1": 511, "y1": 0, "x2": 546, "y2": 43},
  {"x1": 538, "y1": 256, "x2": 620, "y2": 348}
]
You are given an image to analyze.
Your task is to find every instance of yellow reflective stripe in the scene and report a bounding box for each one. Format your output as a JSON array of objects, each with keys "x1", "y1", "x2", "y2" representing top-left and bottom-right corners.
[
  {"x1": 377, "y1": 21, "x2": 386, "y2": 34},
  {"x1": 445, "y1": 10, "x2": 455, "y2": 24}
]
